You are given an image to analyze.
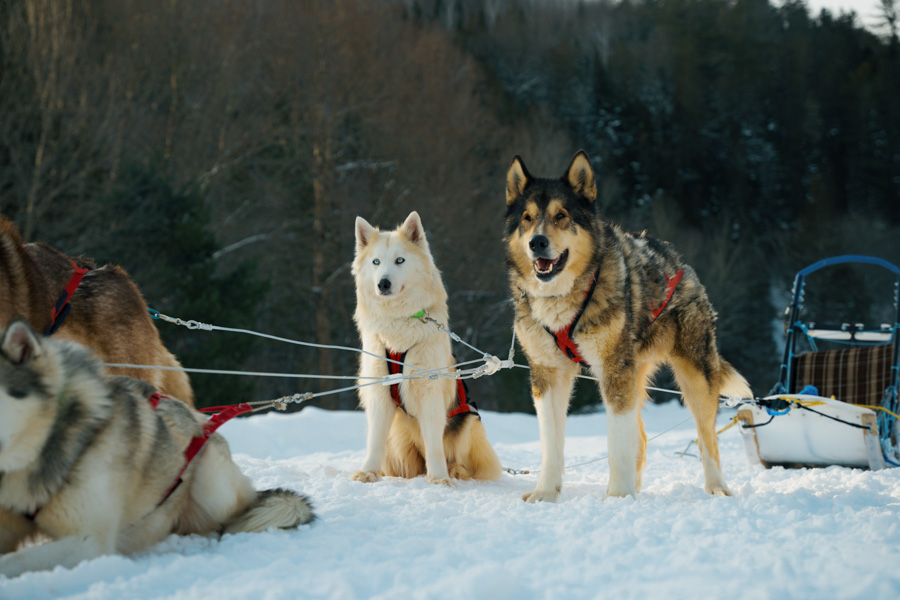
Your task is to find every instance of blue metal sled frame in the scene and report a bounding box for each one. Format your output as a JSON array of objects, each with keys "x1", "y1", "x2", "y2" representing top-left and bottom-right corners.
[{"x1": 770, "y1": 255, "x2": 900, "y2": 466}]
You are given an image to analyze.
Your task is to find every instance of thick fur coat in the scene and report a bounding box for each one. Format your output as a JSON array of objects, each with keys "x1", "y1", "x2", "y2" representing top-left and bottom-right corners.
[
  {"x1": 351, "y1": 212, "x2": 501, "y2": 484},
  {"x1": 505, "y1": 151, "x2": 751, "y2": 502},
  {"x1": 0, "y1": 319, "x2": 313, "y2": 578},
  {"x1": 0, "y1": 215, "x2": 193, "y2": 404}
]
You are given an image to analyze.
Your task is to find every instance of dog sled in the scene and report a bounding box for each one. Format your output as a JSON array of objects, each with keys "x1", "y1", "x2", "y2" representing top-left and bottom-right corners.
[{"x1": 738, "y1": 255, "x2": 900, "y2": 470}]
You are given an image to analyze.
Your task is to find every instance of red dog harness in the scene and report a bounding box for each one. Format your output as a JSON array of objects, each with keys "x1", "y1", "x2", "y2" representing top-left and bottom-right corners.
[
  {"x1": 545, "y1": 267, "x2": 684, "y2": 366},
  {"x1": 544, "y1": 269, "x2": 601, "y2": 367},
  {"x1": 386, "y1": 350, "x2": 477, "y2": 419},
  {"x1": 151, "y1": 393, "x2": 253, "y2": 506},
  {"x1": 24, "y1": 391, "x2": 248, "y2": 521},
  {"x1": 646, "y1": 268, "x2": 684, "y2": 327},
  {"x1": 46, "y1": 259, "x2": 91, "y2": 335}
]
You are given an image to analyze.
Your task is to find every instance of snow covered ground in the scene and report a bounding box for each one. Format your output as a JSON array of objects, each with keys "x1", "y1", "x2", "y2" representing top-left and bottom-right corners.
[{"x1": 3, "y1": 402, "x2": 900, "y2": 600}]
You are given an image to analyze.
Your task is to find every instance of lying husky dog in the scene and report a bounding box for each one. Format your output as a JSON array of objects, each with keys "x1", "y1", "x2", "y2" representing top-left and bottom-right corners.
[
  {"x1": 351, "y1": 212, "x2": 501, "y2": 484},
  {"x1": 0, "y1": 319, "x2": 313, "y2": 578},
  {"x1": 0, "y1": 215, "x2": 192, "y2": 404},
  {"x1": 505, "y1": 151, "x2": 751, "y2": 502}
]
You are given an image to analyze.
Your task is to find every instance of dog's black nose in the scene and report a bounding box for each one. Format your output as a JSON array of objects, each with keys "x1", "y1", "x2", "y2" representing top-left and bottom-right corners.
[
  {"x1": 378, "y1": 278, "x2": 392, "y2": 293},
  {"x1": 529, "y1": 235, "x2": 549, "y2": 254}
]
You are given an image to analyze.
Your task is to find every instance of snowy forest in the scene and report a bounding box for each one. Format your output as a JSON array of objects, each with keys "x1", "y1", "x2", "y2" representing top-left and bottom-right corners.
[{"x1": 1, "y1": 0, "x2": 898, "y2": 412}]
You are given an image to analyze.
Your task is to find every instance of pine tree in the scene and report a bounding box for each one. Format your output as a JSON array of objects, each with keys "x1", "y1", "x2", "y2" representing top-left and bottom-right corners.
[{"x1": 83, "y1": 162, "x2": 270, "y2": 409}]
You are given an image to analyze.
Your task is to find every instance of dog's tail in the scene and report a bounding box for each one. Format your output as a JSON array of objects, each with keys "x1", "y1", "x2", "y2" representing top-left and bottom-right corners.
[
  {"x1": 718, "y1": 358, "x2": 753, "y2": 400},
  {"x1": 223, "y1": 488, "x2": 314, "y2": 534}
]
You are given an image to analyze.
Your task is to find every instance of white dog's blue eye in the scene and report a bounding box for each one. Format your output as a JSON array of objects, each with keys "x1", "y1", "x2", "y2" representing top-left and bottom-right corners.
[
  {"x1": 396, "y1": 257, "x2": 405, "y2": 265},
  {"x1": 373, "y1": 259, "x2": 380, "y2": 265}
]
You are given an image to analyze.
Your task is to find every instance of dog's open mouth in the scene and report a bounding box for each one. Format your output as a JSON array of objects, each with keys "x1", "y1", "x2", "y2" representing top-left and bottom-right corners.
[{"x1": 533, "y1": 249, "x2": 568, "y2": 281}]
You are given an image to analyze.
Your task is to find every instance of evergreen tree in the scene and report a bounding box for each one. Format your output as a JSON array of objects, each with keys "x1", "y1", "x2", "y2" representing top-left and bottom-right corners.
[{"x1": 82, "y1": 162, "x2": 270, "y2": 409}]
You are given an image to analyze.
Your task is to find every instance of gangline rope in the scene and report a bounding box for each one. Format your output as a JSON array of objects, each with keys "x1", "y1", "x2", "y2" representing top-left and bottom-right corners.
[
  {"x1": 109, "y1": 309, "x2": 703, "y2": 414},
  {"x1": 110, "y1": 309, "x2": 750, "y2": 472}
]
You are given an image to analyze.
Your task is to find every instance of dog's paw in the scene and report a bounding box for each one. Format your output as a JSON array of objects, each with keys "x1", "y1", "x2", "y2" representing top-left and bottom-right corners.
[
  {"x1": 605, "y1": 483, "x2": 637, "y2": 499},
  {"x1": 351, "y1": 470, "x2": 380, "y2": 483},
  {"x1": 426, "y1": 476, "x2": 455, "y2": 487},
  {"x1": 605, "y1": 489, "x2": 637, "y2": 499},
  {"x1": 448, "y1": 463, "x2": 471, "y2": 480},
  {"x1": 705, "y1": 484, "x2": 732, "y2": 496},
  {"x1": 605, "y1": 476, "x2": 638, "y2": 499},
  {"x1": 521, "y1": 488, "x2": 559, "y2": 503}
]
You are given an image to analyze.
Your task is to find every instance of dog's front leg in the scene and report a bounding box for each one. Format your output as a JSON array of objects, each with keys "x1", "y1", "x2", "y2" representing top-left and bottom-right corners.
[
  {"x1": 0, "y1": 532, "x2": 114, "y2": 578},
  {"x1": 416, "y1": 380, "x2": 452, "y2": 486},
  {"x1": 523, "y1": 364, "x2": 576, "y2": 503},
  {"x1": 353, "y1": 385, "x2": 394, "y2": 483},
  {"x1": 0, "y1": 483, "x2": 123, "y2": 577}
]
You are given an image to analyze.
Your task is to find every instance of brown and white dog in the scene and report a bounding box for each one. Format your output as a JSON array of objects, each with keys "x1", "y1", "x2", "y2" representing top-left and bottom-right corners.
[
  {"x1": 504, "y1": 152, "x2": 751, "y2": 502},
  {"x1": 0, "y1": 215, "x2": 192, "y2": 404}
]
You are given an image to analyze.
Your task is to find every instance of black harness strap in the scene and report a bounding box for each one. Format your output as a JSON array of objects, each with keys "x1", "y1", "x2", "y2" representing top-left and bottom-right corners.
[
  {"x1": 46, "y1": 259, "x2": 90, "y2": 335},
  {"x1": 544, "y1": 267, "x2": 601, "y2": 367}
]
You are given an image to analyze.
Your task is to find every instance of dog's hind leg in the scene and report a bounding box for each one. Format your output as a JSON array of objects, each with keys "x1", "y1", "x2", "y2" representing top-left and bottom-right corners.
[
  {"x1": 634, "y1": 407, "x2": 648, "y2": 493},
  {"x1": 523, "y1": 363, "x2": 577, "y2": 503},
  {"x1": 461, "y1": 418, "x2": 502, "y2": 481},
  {"x1": 671, "y1": 355, "x2": 731, "y2": 496},
  {"x1": 447, "y1": 462, "x2": 471, "y2": 480},
  {"x1": 384, "y1": 415, "x2": 426, "y2": 478},
  {"x1": 443, "y1": 416, "x2": 499, "y2": 481},
  {"x1": 602, "y1": 363, "x2": 647, "y2": 499},
  {"x1": 181, "y1": 437, "x2": 314, "y2": 534},
  {"x1": 632, "y1": 362, "x2": 654, "y2": 493},
  {"x1": 178, "y1": 436, "x2": 258, "y2": 533}
]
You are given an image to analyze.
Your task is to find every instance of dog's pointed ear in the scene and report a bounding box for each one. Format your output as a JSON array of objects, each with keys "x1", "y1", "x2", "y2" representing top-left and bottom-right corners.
[
  {"x1": 400, "y1": 211, "x2": 425, "y2": 244},
  {"x1": 506, "y1": 156, "x2": 532, "y2": 206},
  {"x1": 355, "y1": 216, "x2": 376, "y2": 249},
  {"x1": 564, "y1": 150, "x2": 597, "y2": 203},
  {"x1": 1, "y1": 318, "x2": 42, "y2": 365}
]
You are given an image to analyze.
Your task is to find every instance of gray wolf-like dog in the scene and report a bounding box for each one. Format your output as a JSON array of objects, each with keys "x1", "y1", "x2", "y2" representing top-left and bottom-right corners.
[{"x1": 0, "y1": 319, "x2": 313, "y2": 578}]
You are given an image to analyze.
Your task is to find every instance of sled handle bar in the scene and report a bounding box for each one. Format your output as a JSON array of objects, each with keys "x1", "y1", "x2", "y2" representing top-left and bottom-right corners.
[{"x1": 796, "y1": 255, "x2": 900, "y2": 278}]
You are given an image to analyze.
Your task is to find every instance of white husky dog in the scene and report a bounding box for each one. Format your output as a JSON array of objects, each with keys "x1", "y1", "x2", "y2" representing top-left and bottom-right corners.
[{"x1": 351, "y1": 212, "x2": 501, "y2": 485}]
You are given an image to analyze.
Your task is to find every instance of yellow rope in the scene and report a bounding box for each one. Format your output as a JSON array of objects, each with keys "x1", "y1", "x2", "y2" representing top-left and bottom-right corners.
[
  {"x1": 775, "y1": 396, "x2": 899, "y2": 419},
  {"x1": 692, "y1": 415, "x2": 740, "y2": 446},
  {"x1": 716, "y1": 415, "x2": 740, "y2": 435},
  {"x1": 793, "y1": 399, "x2": 826, "y2": 407},
  {"x1": 671, "y1": 396, "x2": 897, "y2": 450},
  {"x1": 774, "y1": 395, "x2": 826, "y2": 407},
  {"x1": 851, "y1": 404, "x2": 900, "y2": 420},
  {"x1": 783, "y1": 396, "x2": 900, "y2": 419},
  {"x1": 701, "y1": 397, "x2": 825, "y2": 445}
]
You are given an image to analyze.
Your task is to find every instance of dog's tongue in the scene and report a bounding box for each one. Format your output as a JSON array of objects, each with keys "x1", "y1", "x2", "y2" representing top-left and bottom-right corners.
[{"x1": 536, "y1": 257, "x2": 557, "y2": 271}]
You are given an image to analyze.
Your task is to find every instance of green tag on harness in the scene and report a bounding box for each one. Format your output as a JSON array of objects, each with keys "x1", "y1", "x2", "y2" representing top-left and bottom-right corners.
[{"x1": 410, "y1": 310, "x2": 426, "y2": 320}]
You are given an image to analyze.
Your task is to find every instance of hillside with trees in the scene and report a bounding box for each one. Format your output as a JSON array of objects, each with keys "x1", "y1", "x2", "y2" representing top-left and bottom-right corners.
[{"x1": 1, "y1": 0, "x2": 897, "y2": 411}]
